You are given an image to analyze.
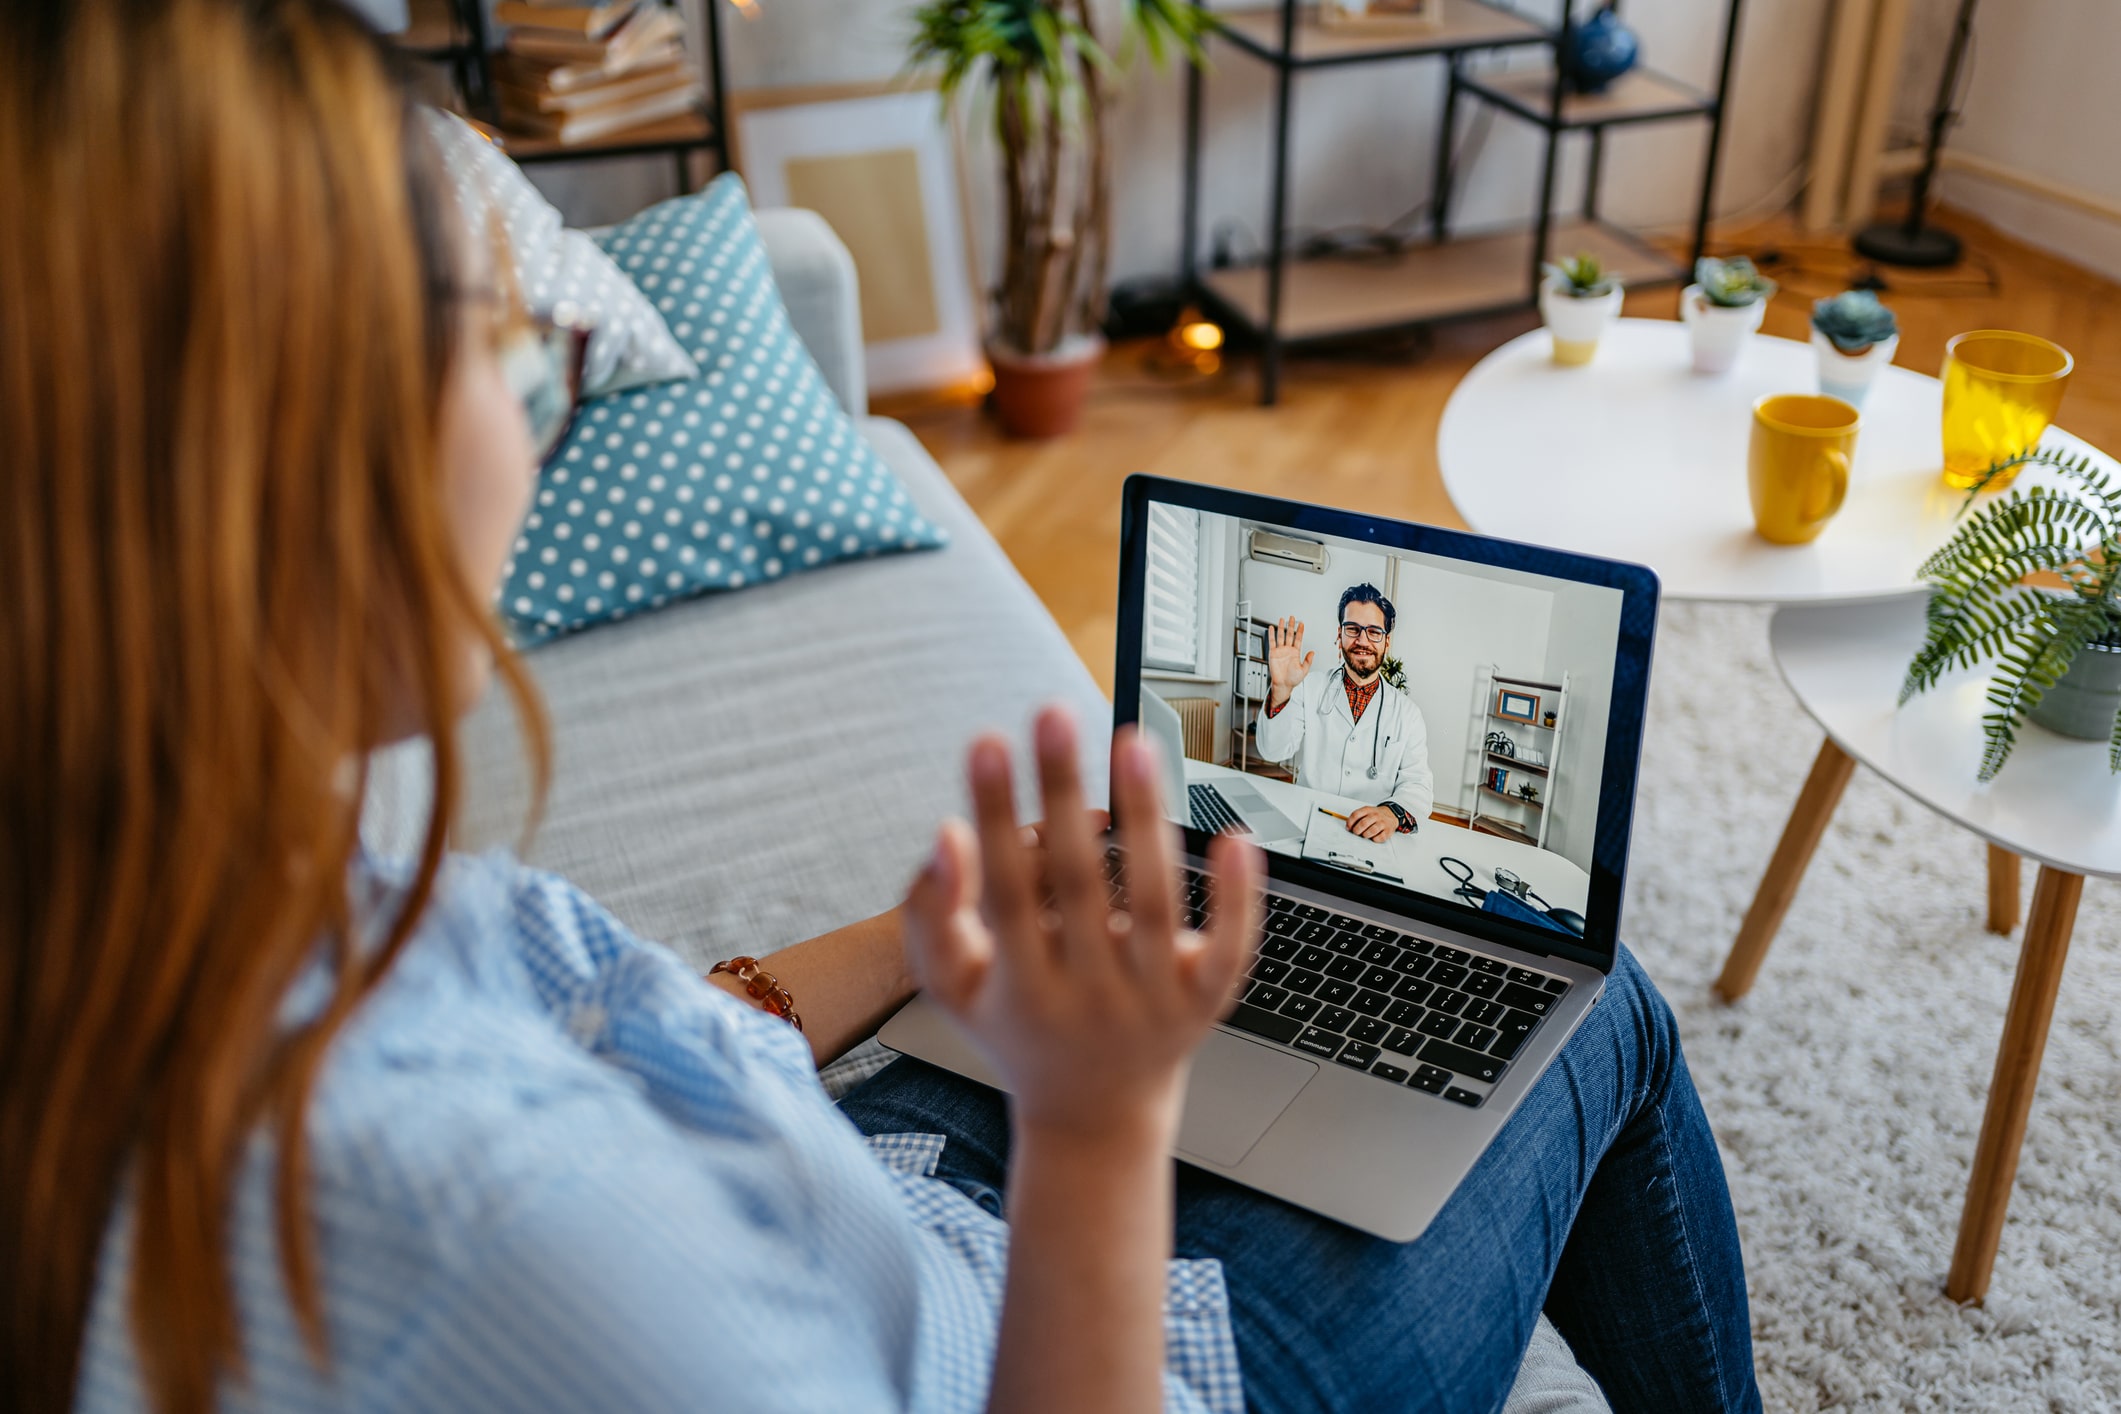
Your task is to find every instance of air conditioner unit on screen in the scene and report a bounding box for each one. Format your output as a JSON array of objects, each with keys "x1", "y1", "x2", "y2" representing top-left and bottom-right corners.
[{"x1": 1246, "y1": 529, "x2": 1328, "y2": 574}]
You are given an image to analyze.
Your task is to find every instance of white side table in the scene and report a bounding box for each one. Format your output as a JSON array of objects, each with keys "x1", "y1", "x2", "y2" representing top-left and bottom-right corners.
[
  {"x1": 1714, "y1": 594, "x2": 2120, "y2": 1304},
  {"x1": 1437, "y1": 318, "x2": 2109, "y2": 602}
]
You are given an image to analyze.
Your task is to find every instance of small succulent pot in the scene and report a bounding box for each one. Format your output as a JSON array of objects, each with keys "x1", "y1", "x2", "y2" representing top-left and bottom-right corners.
[
  {"x1": 1809, "y1": 291, "x2": 1900, "y2": 409},
  {"x1": 1539, "y1": 279, "x2": 1623, "y2": 366},
  {"x1": 1811, "y1": 329, "x2": 1899, "y2": 409},
  {"x1": 1681, "y1": 284, "x2": 1766, "y2": 375},
  {"x1": 2027, "y1": 631, "x2": 2121, "y2": 741}
]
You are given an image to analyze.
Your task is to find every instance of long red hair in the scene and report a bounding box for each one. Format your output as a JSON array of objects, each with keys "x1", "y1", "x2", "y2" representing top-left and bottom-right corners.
[{"x1": 0, "y1": 2, "x2": 547, "y2": 1410}]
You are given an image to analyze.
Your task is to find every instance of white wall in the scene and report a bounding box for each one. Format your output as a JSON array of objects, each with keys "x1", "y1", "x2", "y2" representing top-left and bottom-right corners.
[
  {"x1": 1913, "y1": 0, "x2": 2121, "y2": 282},
  {"x1": 518, "y1": 0, "x2": 1836, "y2": 286},
  {"x1": 1539, "y1": 579, "x2": 1623, "y2": 872},
  {"x1": 1392, "y1": 559, "x2": 1552, "y2": 822}
]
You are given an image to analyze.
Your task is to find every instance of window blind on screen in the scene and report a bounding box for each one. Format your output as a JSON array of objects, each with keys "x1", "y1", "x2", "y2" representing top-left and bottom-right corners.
[{"x1": 1144, "y1": 503, "x2": 1203, "y2": 673}]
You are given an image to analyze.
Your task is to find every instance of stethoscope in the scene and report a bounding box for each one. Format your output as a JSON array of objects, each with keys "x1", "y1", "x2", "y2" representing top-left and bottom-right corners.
[
  {"x1": 1330, "y1": 663, "x2": 1388, "y2": 780},
  {"x1": 1438, "y1": 857, "x2": 1555, "y2": 913}
]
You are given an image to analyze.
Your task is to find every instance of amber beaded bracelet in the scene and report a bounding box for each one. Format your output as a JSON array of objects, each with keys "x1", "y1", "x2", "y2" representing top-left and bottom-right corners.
[{"x1": 707, "y1": 956, "x2": 804, "y2": 1033}]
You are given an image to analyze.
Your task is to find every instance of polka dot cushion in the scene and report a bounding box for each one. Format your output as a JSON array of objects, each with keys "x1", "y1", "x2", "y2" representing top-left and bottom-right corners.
[
  {"x1": 497, "y1": 174, "x2": 947, "y2": 646},
  {"x1": 422, "y1": 110, "x2": 697, "y2": 398}
]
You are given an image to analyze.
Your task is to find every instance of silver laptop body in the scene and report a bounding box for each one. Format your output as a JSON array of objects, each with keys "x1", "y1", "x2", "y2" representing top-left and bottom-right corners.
[{"x1": 881, "y1": 479, "x2": 1655, "y2": 1242}]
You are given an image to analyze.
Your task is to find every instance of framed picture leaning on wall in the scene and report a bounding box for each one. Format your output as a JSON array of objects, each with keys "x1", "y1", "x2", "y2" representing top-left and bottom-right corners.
[{"x1": 728, "y1": 79, "x2": 984, "y2": 398}]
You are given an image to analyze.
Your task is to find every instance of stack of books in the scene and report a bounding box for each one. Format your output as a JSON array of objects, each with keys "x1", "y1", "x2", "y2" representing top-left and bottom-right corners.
[{"x1": 492, "y1": 1, "x2": 701, "y2": 146}]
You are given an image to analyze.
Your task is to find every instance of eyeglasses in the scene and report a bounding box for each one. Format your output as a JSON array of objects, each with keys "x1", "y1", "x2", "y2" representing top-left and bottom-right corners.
[
  {"x1": 499, "y1": 302, "x2": 592, "y2": 466},
  {"x1": 1339, "y1": 622, "x2": 1388, "y2": 644}
]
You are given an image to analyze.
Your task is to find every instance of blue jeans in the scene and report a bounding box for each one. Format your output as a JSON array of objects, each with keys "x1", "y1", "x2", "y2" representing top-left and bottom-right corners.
[{"x1": 839, "y1": 945, "x2": 1761, "y2": 1414}]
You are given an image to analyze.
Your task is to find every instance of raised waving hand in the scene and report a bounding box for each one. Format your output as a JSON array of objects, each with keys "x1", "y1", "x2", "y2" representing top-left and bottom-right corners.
[
  {"x1": 1266, "y1": 615, "x2": 1313, "y2": 709},
  {"x1": 901, "y1": 707, "x2": 1262, "y2": 1414}
]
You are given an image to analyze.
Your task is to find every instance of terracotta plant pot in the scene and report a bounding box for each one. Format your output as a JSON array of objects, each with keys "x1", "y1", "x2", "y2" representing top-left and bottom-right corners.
[{"x1": 987, "y1": 334, "x2": 1104, "y2": 439}]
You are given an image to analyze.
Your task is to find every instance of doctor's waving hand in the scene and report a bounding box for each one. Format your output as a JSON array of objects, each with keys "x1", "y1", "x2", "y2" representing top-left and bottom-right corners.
[{"x1": 1255, "y1": 583, "x2": 1434, "y2": 841}]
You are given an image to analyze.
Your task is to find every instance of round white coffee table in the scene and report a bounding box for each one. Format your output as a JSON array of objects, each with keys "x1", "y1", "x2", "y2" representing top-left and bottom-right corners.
[
  {"x1": 1438, "y1": 318, "x2": 2110, "y2": 602},
  {"x1": 1713, "y1": 594, "x2": 2120, "y2": 1303}
]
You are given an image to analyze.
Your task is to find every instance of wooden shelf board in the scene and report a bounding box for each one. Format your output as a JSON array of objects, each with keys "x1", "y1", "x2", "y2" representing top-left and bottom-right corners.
[
  {"x1": 1461, "y1": 65, "x2": 1714, "y2": 127},
  {"x1": 1492, "y1": 673, "x2": 1562, "y2": 690},
  {"x1": 499, "y1": 107, "x2": 716, "y2": 163},
  {"x1": 1485, "y1": 751, "x2": 1547, "y2": 773},
  {"x1": 1480, "y1": 784, "x2": 1542, "y2": 807},
  {"x1": 1213, "y1": 0, "x2": 1545, "y2": 65},
  {"x1": 1200, "y1": 219, "x2": 1679, "y2": 342}
]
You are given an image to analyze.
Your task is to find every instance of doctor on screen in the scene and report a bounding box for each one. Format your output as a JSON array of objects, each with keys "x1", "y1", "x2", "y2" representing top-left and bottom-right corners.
[{"x1": 1254, "y1": 583, "x2": 1434, "y2": 841}]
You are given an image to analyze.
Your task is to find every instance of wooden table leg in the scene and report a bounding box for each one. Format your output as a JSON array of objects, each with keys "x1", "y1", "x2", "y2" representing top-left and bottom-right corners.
[
  {"x1": 1946, "y1": 865, "x2": 2085, "y2": 1304},
  {"x1": 1985, "y1": 844, "x2": 2021, "y2": 935},
  {"x1": 1715, "y1": 738, "x2": 1856, "y2": 1003}
]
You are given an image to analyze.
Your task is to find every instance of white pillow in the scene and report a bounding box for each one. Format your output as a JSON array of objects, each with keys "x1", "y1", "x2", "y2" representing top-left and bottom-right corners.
[{"x1": 421, "y1": 109, "x2": 697, "y2": 398}]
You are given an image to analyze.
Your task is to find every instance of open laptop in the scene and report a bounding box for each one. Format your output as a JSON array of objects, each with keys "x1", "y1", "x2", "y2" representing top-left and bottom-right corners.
[
  {"x1": 881, "y1": 475, "x2": 1658, "y2": 1242},
  {"x1": 1138, "y1": 690, "x2": 1304, "y2": 844}
]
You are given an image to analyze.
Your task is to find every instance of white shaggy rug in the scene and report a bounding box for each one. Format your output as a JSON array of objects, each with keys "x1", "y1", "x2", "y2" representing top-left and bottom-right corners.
[{"x1": 1627, "y1": 603, "x2": 2121, "y2": 1412}]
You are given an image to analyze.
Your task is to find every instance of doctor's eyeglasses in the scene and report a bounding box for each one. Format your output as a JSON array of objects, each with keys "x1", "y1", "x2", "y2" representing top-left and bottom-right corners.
[{"x1": 1339, "y1": 622, "x2": 1388, "y2": 644}]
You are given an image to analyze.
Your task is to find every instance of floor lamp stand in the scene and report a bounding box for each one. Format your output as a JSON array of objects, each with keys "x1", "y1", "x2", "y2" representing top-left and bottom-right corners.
[{"x1": 1853, "y1": 0, "x2": 1977, "y2": 268}]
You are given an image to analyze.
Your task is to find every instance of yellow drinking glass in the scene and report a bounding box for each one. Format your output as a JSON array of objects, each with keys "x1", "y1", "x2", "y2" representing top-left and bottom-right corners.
[
  {"x1": 1940, "y1": 330, "x2": 2073, "y2": 489},
  {"x1": 1750, "y1": 394, "x2": 1857, "y2": 545}
]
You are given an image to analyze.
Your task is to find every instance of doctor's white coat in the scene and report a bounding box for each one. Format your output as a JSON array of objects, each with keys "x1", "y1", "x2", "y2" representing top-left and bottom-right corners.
[{"x1": 1254, "y1": 667, "x2": 1434, "y2": 825}]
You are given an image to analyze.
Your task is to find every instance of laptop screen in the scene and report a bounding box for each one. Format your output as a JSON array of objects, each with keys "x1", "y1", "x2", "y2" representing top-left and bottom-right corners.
[{"x1": 1116, "y1": 476, "x2": 1657, "y2": 971}]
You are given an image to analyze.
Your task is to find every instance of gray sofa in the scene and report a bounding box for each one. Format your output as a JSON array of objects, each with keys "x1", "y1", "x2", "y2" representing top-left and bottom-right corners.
[
  {"x1": 368, "y1": 208, "x2": 1109, "y2": 1003},
  {"x1": 364, "y1": 208, "x2": 1605, "y2": 1413}
]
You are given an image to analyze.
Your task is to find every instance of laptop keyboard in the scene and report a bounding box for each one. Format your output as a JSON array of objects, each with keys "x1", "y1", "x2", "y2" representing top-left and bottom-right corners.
[
  {"x1": 1188, "y1": 783, "x2": 1250, "y2": 836},
  {"x1": 1112, "y1": 852, "x2": 1570, "y2": 1110}
]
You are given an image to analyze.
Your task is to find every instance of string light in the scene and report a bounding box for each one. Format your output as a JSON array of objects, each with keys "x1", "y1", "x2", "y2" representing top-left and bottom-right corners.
[{"x1": 1177, "y1": 320, "x2": 1224, "y2": 352}]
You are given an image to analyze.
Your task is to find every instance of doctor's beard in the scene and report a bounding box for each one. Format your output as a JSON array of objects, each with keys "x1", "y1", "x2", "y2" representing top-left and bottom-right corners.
[{"x1": 1343, "y1": 645, "x2": 1382, "y2": 682}]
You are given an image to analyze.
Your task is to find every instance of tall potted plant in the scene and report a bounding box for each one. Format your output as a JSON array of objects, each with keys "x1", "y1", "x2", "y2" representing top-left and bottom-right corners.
[
  {"x1": 911, "y1": 0, "x2": 1208, "y2": 438},
  {"x1": 1902, "y1": 446, "x2": 2121, "y2": 779}
]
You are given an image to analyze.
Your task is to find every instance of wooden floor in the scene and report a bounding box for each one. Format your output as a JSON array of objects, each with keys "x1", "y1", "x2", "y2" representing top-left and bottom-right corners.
[{"x1": 878, "y1": 206, "x2": 2121, "y2": 695}]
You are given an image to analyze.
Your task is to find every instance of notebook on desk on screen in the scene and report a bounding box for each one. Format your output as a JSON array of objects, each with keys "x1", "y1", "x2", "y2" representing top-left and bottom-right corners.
[{"x1": 1300, "y1": 809, "x2": 1402, "y2": 883}]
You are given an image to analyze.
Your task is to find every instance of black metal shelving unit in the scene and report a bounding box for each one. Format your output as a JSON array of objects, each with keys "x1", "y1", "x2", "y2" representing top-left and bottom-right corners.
[
  {"x1": 400, "y1": 0, "x2": 729, "y2": 192},
  {"x1": 1181, "y1": 0, "x2": 1746, "y2": 404}
]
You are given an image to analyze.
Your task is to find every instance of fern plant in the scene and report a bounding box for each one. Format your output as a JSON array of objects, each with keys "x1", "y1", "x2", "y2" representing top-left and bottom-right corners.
[{"x1": 1901, "y1": 445, "x2": 2121, "y2": 780}]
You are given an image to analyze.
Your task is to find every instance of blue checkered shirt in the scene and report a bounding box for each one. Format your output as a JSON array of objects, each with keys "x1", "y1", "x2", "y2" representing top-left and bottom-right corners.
[{"x1": 74, "y1": 852, "x2": 1243, "y2": 1412}]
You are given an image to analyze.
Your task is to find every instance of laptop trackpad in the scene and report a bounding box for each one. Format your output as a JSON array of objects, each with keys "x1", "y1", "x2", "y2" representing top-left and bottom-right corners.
[{"x1": 1176, "y1": 1031, "x2": 1318, "y2": 1168}]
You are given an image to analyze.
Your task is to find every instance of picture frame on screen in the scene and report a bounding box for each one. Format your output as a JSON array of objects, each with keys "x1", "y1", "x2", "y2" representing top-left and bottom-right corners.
[{"x1": 1495, "y1": 688, "x2": 1542, "y2": 725}]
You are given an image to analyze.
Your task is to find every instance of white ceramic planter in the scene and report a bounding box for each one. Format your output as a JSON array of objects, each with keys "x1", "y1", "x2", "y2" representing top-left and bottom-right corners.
[
  {"x1": 1539, "y1": 281, "x2": 1624, "y2": 365},
  {"x1": 1680, "y1": 284, "x2": 1767, "y2": 374},
  {"x1": 1811, "y1": 329, "x2": 1899, "y2": 409}
]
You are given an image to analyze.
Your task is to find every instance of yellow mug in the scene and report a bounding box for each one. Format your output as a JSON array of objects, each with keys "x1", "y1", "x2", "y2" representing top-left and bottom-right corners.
[
  {"x1": 1940, "y1": 330, "x2": 2073, "y2": 490},
  {"x1": 1750, "y1": 394, "x2": 1857, "y2": 545}
]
